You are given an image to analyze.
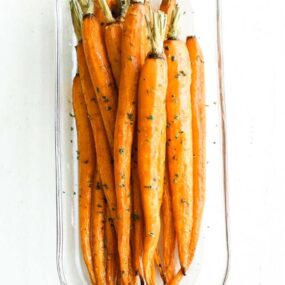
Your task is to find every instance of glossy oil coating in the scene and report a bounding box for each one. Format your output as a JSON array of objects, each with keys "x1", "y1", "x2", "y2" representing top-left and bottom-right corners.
[
  {"x1": 72, "y1": 74, "x2": 96, "y2": 285},
  {"x1": 164, "y1": 39, "x2": 193, "y2": 273},
  {"x1": 137, "y1": 57, "x2": 167, "y2": 285},
  {"x1": 82, "y1": 15, "x2": 117, "y2": 150},
  {"x1": 113, "y1": 3, "x2": 147, "y2": 284},
  {"x1": 77, "y1": 44, "x2": 117, "y2": 225}
]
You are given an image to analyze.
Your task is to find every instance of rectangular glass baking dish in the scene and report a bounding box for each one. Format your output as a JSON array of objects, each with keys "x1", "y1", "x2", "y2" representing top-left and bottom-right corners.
[{"x1": 55, "y1": 0, "x2": 229, "y2": 284}]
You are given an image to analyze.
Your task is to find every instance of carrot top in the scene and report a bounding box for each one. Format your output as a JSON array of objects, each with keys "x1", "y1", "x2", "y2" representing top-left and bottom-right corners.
[
  {"x1": 146, "y1": 10, "x2": 167, "y2": 55},
  {"x1": 167, "y1": 4, "x2": 180, "y2": 40},
  {"x1": 97, "y1": 0, "x2": 115, "y2": 23},
  {"x1": 78, "y1": 0, "x2": 94, "y2": 15},
  {"x1": 70, "y1": 0, "x2": 83, "y2": 42}
]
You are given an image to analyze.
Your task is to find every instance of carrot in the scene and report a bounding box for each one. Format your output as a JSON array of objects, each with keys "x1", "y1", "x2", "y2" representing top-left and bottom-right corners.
[
  {"x1": 131, "y1": 133, "x2": 144, "y2": 283},
  {"x1": 160, "y1": 0, "x2": 176, "y2": 33},
  {"x1": 79, "y1": 0, "x2": 117, "y2": 151},
  {"x1": 187, "y1": 35, "x2": 206, "y2": 264},
  {"x1": 137, "y1": 11, "x2": 167, "y2": 285},
  {"x1": 76, "y1": 37, "x2": 117, "y2": 225},
  {"x1": 106, "y1": 206, "x2": 118, "y2": 285},
  {"x1": 70, "y1": 3, "x2": 96, "y2": 284},
  {"x1": 91, "y1": 172, "x2": 106, "y2": 285},
  {"x1": 72, "y1": 73, "x2": 96, "y2": 285},
  {"x1": 113, "y1": 0, "x2": 148, "y2": 283},
  {"x1": 97, "y1": 0, "x2": 128, "y2": 89},
  {"x1": 154, "y1": 250, "x2": 166, "y2": 284},
  {"x1": 161, "y1": 166, "x2": 175, "y2": 283},
  {"x1": 164, "y1": 5, "x2": 193, "y2": 275},
  {"x1": 105, "y1": 21, "x2": 123, "y2": 89},
  {"x1": 170, "y1": 35, "x2": 206, "y2": 285}
]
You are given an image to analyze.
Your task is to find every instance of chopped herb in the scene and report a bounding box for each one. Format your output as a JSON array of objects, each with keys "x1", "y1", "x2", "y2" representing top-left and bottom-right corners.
[
  {"x1": 96, "y1": 87, "x2": 100, "y2": 93},
  {"x1": 171, "y1": 56, "x2": 176, "y2": 61},
  {"x1": 69, "y1": 112, "x2": 75, "y2": 118},
  {"x1": 73, "y1": 192, "x2": 76, "y2": 195},
  {"x1": 121, "y1": 174, "x2": 126, "y2": 179},
  {"x1": 97, "y1": 204, "x2": 103, "y2": 208},
  {"x1": 76, "y1": 150, "x2": 80, "y2": 160},
  {"x1": 119, "y1": 183, "x2": 125, "y2": 188},
  {"x1": 102, "y1": 96, "x2": 109, "y2": 102},
  {"x1": 107, "y1": 106, "x2": 112, "y2": 111},
  {"x1": 166, "y1": 122, "x2": 170, "y2": 128},
  {"x1": 128, "y1": 56, "x2": 133, "y2": 61},
  {"x1": 127, "y1": 113, "x2": 134, "y2": 121},
  {"x1": 144, "y1": 185, "x2": 152, "y2": 189},
  {"x1": 148, "y1": 232, "x2": 155, "y2": 237},
  {"x1": 101, "y1": 183, "x2": 108, "y2": 189},
  {"x1": 164, "y1": 45, "x2": 169, "y2": 51},
  {"x1": 119, "y1": 148, "x2": 125, "y2": 155},
  {"x1": 83, "y1": 160, "x2": 89, "y2": 164},
  {"x1": 70, "y1": 126, "x2": 74, "y2": 131},
  {"x1": 174, "y1": 114, "x2": 179, "y2": 120},
  {"x1": 132, "y1": 213, "x2": 140, "y2": 221},
  {"x1": 146, "y1": 114, "x2": 154, "y2": 120},
  {"x1": 96, "y1": 182, "x2": 101, "y2": 189},
  {"x1": 175, "y1": 70, "x2": 187, "y2": 78},
  {"x1": 70, "y1": 140, "x2": 73, "y2": 143}
]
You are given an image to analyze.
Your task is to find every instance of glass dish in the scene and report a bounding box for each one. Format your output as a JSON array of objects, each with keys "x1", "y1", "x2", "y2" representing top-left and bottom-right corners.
[{"x1": 55, "y1": 0, "x2": 229, "y2": 284}]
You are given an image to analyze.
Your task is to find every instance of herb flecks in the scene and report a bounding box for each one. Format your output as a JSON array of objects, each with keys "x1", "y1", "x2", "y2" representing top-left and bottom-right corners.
[
  {"x1": 146, "y1": 114, "x2": 154, "y2": 120},
  {"x1": 119, "y1": 148, "x2": 125, "y2": 155},
  {"x1": 102, "y1": 96, "x2": 109, "y2": 103},
  {"x1": 175, "y1": 70, "x2": 187, "y2": 78},
  {"x1": 132, "y1": 213, "x2": 140, "y2": 221}
]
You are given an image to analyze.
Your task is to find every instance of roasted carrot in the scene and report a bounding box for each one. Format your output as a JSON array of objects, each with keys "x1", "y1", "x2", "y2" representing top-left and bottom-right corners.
[
  {"x1": 154, "y1": 250, "x2": 166, "y2": 284},
  {"x1": 138, "y1": 11, "x2": 167, "y2": 285},
  {"x1": 114, "y1": 0, "x2": 147, "y2": 283},
  {"x1": 164, "y1": 5, "x2": 193, "y2": 275},
  {"x1": 106, "y1": 206, "x2": 118, "y2": 285},
  {"x1": 131, "y1": 133, "x2": 144, "y2": 283},
  {"x1": 187, "y1": 35, "x2": 206, "y2": 264},
  {"x1": 97, "y1": 0, "x2": 128, "y2": 89},
  {"x1": 76, "y1": 38, "x2": 117, "y2": 225},
  {"x1": 72, "y1": 73, "x2": 96, "y2": 285},
  {"x1": 79, "y1": 0, "x2": 117, "y2": 151},
  {"x1": 150, "y1": 261, "x2": 156, "y2": 285},
  {"x1": 91, "y1": 172, "x2": 106, "y2": 285},
  {"x1": 170, "y1": 35, "x2": 206, "y2": 285},
  {"x1": 70, "y1": 2, "x2": 96, "y2": 284},
  {"x1": 161, "y1": 166, "x2": 175, "y2": 283}
]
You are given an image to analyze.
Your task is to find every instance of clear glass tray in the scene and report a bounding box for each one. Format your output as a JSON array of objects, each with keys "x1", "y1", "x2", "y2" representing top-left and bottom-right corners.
[{"x1": 55, "y1": 0, "x2": 229, "y2": 284}]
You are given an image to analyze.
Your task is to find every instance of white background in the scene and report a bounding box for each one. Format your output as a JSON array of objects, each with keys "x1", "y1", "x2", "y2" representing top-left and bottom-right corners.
[{"x1": 0, "y1": 0, "x2": 285, "y2": 284}]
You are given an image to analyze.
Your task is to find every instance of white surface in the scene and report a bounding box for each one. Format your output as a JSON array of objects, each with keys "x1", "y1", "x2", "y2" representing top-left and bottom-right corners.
[{"x1": 0, "y1": 0, "x2": 285, "y2": 285}]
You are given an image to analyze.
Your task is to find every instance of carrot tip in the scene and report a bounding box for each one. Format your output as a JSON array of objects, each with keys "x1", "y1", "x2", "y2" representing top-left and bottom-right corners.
[{"x1": 181, "y1": 267, "x2": 187, "y2": 276}]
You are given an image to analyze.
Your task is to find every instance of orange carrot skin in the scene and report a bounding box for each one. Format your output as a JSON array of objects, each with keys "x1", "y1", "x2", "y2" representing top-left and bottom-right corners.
[
  {"x1": 72, "y1": 74, "x2": 96, "y2": 285},
  {"x1": 164, "y1": 39, "x2": 193, "y2": 273},
  {"x1": 187, "y1": 35, "x2": 206, "y2": 266},
  {"x1": 91, "y1": 172, "x2": 106, "y2": 285},
  {"x1": 138, "y1": 56, "x2": 167, "y2": 285},
  {"x1": 114, "y1": 3, "x2": 147, "y2": 284},
  {"x1": 169, "y1": 37, "x2": 205, "y2": 285},
  {"x1": 162, "y1": 167, "x2": 175, "y2": 283},
  {"x1": 106, "y1": 207, "x2": 118, "y2": 285},
  {"x1": 105, "y1": 22, "x2": 123, "y2": 89},
  {"x1": 77, "y1": 43, "x2": 117, "y2": 224},
  {"x1": 82, "y1": 14, "x2": 117, "y2": 151},
  {"x1": 131, "y1": 136, "x2": 144, "y2": 280}
]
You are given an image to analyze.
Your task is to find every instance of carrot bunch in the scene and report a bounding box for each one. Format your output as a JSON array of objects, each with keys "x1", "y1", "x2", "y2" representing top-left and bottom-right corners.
[{"x1": 69, "y1": 0, "x2": 206, "y2": 284}]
